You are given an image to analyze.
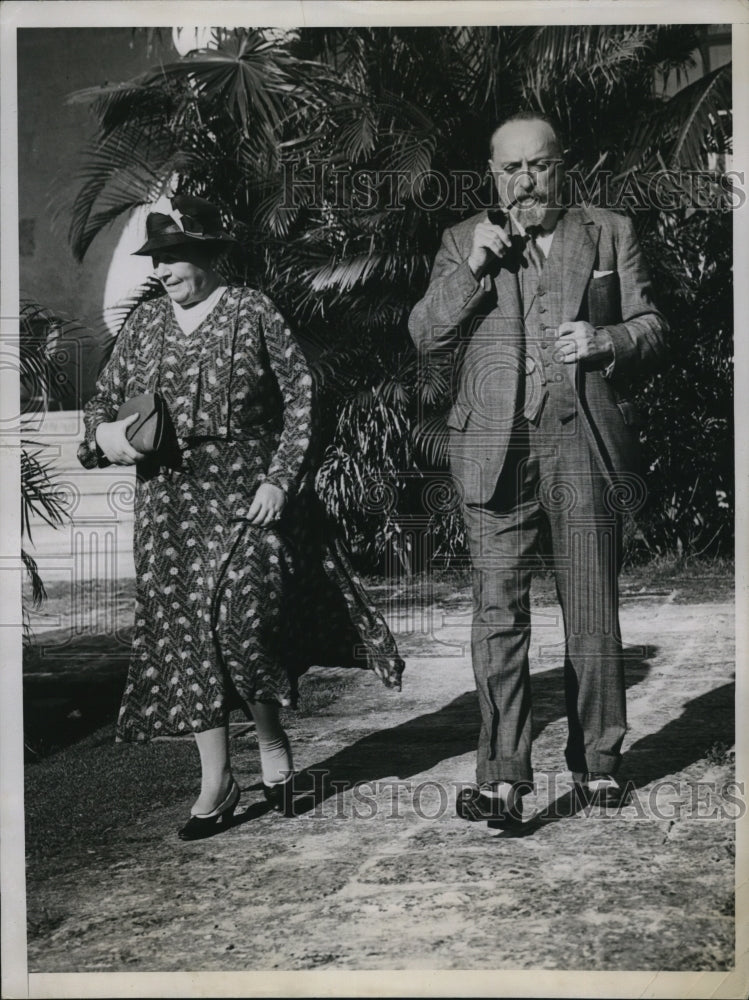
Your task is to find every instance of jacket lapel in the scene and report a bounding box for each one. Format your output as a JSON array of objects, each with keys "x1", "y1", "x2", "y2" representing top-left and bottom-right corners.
[
  {"x1": 493, "y1": 262, "x2": 523, "y2": 329},
  {"x1": 555, "y1": 209, "x2": 617, "y2": 486},
  {"x1": 558, "y1": 208, "x2": 599, "y2": 322}
]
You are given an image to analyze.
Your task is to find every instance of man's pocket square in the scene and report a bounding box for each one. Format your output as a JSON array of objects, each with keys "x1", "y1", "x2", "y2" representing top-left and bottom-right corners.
[{"x1": 593, "y1": 269, "x2": 614, "y2": 278}]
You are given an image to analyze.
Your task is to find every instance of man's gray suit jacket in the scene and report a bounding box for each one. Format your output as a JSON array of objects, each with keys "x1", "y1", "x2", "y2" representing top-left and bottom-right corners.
[{"x1": 408, "y1": 206, "x2": 669, "y2": 505}]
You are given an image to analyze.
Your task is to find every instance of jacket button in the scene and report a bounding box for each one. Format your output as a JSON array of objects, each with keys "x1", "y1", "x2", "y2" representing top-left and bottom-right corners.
[
  {"x1": 538, "y1": 305, "x2": 546, "y2": 313},
  {"x1": 540, "y1": 342, "x2": 548, "y2": 349}
]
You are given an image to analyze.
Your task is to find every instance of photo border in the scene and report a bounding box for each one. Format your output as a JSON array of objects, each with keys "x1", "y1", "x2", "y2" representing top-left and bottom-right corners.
[{"x1": 1, "y1": 2, "x2": 746, "y2": 997}]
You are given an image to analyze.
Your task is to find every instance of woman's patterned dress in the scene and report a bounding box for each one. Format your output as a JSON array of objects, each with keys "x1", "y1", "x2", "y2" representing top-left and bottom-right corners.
[{"x1": 78, "y1": 286, "x2": 404, "y2": 741}]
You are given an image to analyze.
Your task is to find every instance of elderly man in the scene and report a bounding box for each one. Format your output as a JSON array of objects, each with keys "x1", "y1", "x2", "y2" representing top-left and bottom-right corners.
[{"x1": 409, "y1": 111, "x2": 667, "y2": 825}]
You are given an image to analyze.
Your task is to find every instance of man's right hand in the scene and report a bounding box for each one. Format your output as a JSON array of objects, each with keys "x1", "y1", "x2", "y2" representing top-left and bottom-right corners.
[
  {"x1": 95, "y1": 413, "x2": 146, "y2": 465},
  {"x1": 467, "y1": 218, "x2": 513, "y2": 278}
]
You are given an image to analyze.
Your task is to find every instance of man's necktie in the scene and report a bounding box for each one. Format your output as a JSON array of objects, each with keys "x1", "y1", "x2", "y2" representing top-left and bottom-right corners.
[{"x1": 525, "y1": 226, "x2": 546, "y2": 271}]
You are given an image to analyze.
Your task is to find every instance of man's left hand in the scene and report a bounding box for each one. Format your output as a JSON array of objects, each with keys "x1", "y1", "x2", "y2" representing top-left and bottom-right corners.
[{"x1": 556, "y1": 322, "x2": 614, "y2": 368}]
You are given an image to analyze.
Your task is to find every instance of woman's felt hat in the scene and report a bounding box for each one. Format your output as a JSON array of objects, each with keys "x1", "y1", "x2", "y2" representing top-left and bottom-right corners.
[{"x1": 132, "y1": 195, "x2": 237, "y2": 256}]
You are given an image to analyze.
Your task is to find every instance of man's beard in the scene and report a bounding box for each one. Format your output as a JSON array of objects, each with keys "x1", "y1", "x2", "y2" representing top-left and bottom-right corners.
[{"x1": 513, "y1": 197, "x2": 547, "y2": 228}]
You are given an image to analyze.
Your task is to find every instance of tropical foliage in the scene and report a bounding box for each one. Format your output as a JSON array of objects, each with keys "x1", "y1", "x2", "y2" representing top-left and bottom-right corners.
[
  {"x1": 635, "y1": 208, "x2": 733, "y2": 558},
  {"x1": 64, "y1": 25, "x2": 733, "y2": 570},
  {"x1": 20, "y1": 301, "x2": 71, "y2": 614}
]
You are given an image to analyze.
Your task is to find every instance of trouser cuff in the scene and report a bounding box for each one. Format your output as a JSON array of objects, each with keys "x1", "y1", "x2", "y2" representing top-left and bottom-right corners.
[
  {"x1": 477, "y1": 760, "x2": 534, "y2": 786},
  {"x1": 567, "y1": 751, "x2": 621, "y2": 777}
]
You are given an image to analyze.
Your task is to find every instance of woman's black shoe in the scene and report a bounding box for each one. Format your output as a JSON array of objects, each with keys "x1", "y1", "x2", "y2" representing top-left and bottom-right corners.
[
  {"x1": 263, "y1": 774, "x2": 295, "y2": 816},
  {"x1": 178, "y1": 780, "x2": 240, "y2": 841}
]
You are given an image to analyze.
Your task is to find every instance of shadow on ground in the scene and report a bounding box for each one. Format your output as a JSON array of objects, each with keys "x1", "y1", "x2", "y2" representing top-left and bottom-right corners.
[
  {"x1": 23, "y1": 632, "x2": 132, "y2": 760},
  {"x1": 24, "y1": 628, "x2": 734, "y2": 822},
  {"x1": 623, "y1": 680, "x2": 735, "y2": 785},
  {"x1": 286, "y1": 647, "x2": 657, "y2": 814}
]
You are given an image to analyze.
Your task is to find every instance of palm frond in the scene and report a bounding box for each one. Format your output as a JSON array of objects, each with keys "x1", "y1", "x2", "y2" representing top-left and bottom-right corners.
[
  {"x1": 652, "y1": 25, "x2": 702, "y2": 92},
  {"x1": 415, "y1": 355, "x2": 451, "y2": 406},
  {"x1": 252, "y1": 171, "x2": 311, "y2": 238},
  {"x1": 331, "y1": 101, "x2": 378, "y2": 162},
  {"x1": 310, "y1": 253, "x2": 382, "y2": 294},
  {"x1": 520, "y1": 25, "x2": 653, "y2": 76},
  {"x1": 281, "y1": 246, "x2": 432, "y2": 320},
  {"x1": 338, "y1": 294, "x2": 411, "y2": 334},
  {"x1": 142, "y1": 29, "x2": 324, "y2": 139},
  {"x1": 620, "y1": 62, "x2": 731, "y2": 172},
  {"x1": 19, "y1": 300, "x2": 89, "y2": 405},
  {"x1": 448, "y1": 26, "x2": 503, "y2": 110},
  {"x1": 518, "y1": 25, "x2": 656, "y2": 109},
  {"x1": 20, "y1": 446, "x2": 69, "y2": 540},
  {"x1": 667, "y1": 63, "x2": 731, "y2": 167},
  {"x1": 22, "y1": 549, "x2": 46, "y2": 607},
  {"x1": 383, "y1": 132, "x2": 436, "y2": 201},
  {"x1": 412, "y1": 413, "x2": 450, "y2": 468},
  {"x1": 381, "y1": 378, "x2": 412, "y2": 408},
  {"x1": 67, "y1": 80, "x2": 176, "y2": 138},
  {"x1": 65, "y1": 131, "x2": 178, "y2": 260}
]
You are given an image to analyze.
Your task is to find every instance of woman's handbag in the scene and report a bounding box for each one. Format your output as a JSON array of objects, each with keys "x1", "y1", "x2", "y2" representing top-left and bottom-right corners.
[{"x1": 116, "y1": 392, "x2": 174, "y2": 455}]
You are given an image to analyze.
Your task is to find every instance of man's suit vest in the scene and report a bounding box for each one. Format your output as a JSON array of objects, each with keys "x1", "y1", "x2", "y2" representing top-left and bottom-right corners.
[{"x1": 518, "y1": 228, "x2": 577, "y2": 426}]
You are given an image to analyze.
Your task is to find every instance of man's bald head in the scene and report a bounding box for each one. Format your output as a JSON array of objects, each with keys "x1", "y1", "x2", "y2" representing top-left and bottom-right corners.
[{"x1": 490, "y1": 112, "x2": 565, "y2": 161}]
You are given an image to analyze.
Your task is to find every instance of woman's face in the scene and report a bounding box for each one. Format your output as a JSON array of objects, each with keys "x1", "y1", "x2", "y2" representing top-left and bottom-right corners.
[{"x1": 151, "y1": 246, "x2": 220, "y2": 307}]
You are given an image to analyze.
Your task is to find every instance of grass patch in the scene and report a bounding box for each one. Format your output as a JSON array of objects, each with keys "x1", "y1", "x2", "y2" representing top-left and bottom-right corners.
[
  {"x1": 619, "y1": 554, "x2": 734, "y2": 603},
  {"x1": 24, "y1": 671, "x2": 360, "y2": 874},
  {"x1": 704, "y1": 740, "x2": 735, "y2": 767},
  {"x1": 25, "y1": 729, "x2": 200, "y2": 868},
  {"x1": 294, "y1": 671, "x2": 358, "y2": 717}
]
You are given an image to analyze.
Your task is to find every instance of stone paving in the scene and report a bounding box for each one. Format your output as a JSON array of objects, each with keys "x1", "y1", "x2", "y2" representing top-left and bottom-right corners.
[{"x1": 25, "y1": 595, "x2": 737, "y2": 976}]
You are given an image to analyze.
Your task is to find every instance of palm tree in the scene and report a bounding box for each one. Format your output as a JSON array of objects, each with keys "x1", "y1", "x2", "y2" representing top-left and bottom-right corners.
[
  {"x1": 65, "y1": 25, "x2": 731, "y2": 320},
  {"x1": 62, "y1": 24, "x2": 732, "y2": 566}
]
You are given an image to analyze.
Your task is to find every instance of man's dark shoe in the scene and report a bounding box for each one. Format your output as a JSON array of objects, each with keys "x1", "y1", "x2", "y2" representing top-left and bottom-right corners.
[
  {"x1": 572, "y1": 772, "x2": 631, "y2": 808},
  {"x1": 456, "y1": 783, "x2": 528, "y2": 826}
]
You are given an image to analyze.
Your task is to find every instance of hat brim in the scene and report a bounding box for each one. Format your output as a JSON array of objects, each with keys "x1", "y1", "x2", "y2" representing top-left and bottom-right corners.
[{"x1": 131, "y1": 232, "x2": 238, "y2": 256}]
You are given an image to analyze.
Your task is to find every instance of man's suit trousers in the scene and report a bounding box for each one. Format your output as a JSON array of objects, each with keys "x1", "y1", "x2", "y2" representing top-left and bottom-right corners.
[{"x1": 462, "y1": 405, "x2": 627, "y2": 785}]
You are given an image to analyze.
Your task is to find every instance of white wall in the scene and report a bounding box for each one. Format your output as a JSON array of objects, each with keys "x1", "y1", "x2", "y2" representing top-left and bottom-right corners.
[
  {"x1": 17, "y1": 28, "x2": 173, "y2": 403},
  {"x1": 22, "y1": 411, "x2": 136, "y2": 584}
]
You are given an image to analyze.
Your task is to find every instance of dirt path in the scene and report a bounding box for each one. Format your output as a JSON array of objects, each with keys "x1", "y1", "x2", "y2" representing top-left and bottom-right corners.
[{"x1": 25, "y1": 595, "x2": 736, "y2": 973}]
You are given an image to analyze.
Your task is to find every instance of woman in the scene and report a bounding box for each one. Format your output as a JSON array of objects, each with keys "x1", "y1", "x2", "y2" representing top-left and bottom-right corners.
[{"x1": 78, "y1": 195, "x2": 404, "y2": 839}]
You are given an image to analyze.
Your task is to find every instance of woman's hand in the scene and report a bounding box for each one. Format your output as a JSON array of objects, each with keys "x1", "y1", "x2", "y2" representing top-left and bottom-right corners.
[
  {"x1": 95, "y1": 414, "x2": 146, "y2": 465},
  {"x1": 247, "y1": 482, "x2": 286, "y2": 526}
]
